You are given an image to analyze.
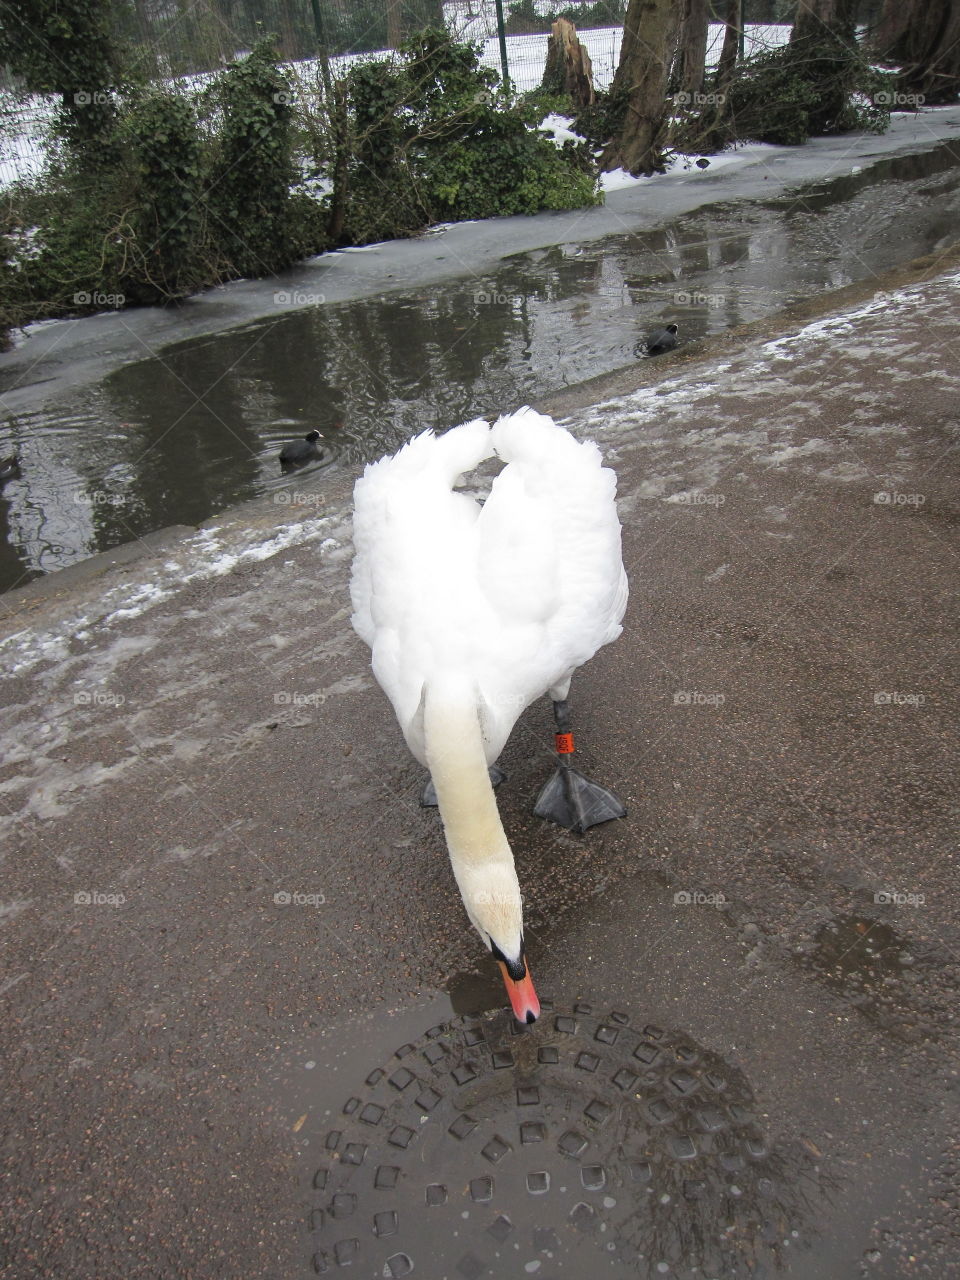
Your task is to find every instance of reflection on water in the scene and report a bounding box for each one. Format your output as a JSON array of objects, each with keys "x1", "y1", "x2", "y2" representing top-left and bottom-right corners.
[
  {"x1": 2, "y1": 138, "x2": 959, "y2": 593},
  {"x1": 307, "y1": 1004, "x2": 840, "y2": 1278}
]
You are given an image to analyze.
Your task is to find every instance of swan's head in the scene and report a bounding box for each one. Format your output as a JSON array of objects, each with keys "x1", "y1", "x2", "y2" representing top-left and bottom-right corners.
[{"x1": 461, "y1": 863, "x2": 540, "y2": 1024}]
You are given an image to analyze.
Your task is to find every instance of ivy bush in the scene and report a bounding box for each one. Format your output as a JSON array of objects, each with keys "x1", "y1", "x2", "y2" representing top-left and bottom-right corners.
[
  {"x1": 719, "y1": 35, "x2": 893, "y2": 147},
  {"x1": 206, "y1": 39, "x2": 300, "y2": 277},
  {"x1": 2, "y1": 29, "x2": 598, "y2": 328},
  {"x1": 0, "y1": 0, "x2": 123, "y2": 156},
  {"x1": 337, "y1": 30, "x2": 599, "y2": 244},
  {"x1": 119, "y1": 88, "x2": 205, "y2": 301},
  {"x1": 2, "y1": 37, "x2": 313, "y2": 326}
]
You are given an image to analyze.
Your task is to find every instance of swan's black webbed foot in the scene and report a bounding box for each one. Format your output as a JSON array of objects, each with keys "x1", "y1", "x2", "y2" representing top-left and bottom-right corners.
[
  {"x1": 533, "y1": 699, "x2": 626, "y2": 834},
  {"x1": 420, "y1": 765, "x2": 506, "y2": 807}
]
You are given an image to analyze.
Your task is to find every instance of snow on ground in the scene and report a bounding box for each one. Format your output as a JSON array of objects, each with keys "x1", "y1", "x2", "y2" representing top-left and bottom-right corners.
[
  {"x1": 444, "y1": 0, "x2": 790, "y2": 68},
  {"x1": 0, "y1": 512, "x2": 346, "y2": 677},
  {"x1": 0, "y1": 24, "x2": 790, "y2": 187},
  {"x1": 599, "y1": 142, "x2": 782, "y2": 190},
  {"x1": 538, "y1": 113, "x2": 584, "y2": 146},
  {"x1": 537, "y1": 112, "x2": 780, "y2": 191},
  {"x1": 483, "y1": 23, "x2": 791, "y2": 95}
]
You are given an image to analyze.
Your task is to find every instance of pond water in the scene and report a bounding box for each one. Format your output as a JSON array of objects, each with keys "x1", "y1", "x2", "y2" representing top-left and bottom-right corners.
[{"x1": 1, "y1": 137, "x2": 959, "y2": 595}]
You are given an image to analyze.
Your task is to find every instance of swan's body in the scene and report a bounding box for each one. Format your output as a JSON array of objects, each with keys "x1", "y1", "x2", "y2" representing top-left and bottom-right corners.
[{"x1": 350, "y1": 407, "x2": 627, "y2": 1019}]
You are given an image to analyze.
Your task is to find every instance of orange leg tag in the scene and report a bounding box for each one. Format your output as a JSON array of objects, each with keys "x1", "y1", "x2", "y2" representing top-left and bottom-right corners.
[{"x1": 555, "y1": 732, "x2": 575, "y2": 754}]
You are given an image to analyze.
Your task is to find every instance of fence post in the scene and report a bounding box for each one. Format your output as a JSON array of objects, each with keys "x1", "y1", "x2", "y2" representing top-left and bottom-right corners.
[{"x1": 493, "y1": 0, "x2": 511, "y2": 92}]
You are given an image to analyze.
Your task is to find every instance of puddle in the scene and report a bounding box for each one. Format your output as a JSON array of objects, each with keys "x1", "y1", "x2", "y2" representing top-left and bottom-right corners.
[
  {"x1": 301, "y1": 1002, "x2": 832, "y2": 1278},
  {"x1": 448, "y1": 968, "x2": 509, "y2": 1018},
  {"x1": 2, "y1": 137, "x2": 960, "y2": 594},
  {"x1": 794, "y1": 914, "x2": 948, "y2": 1043},
  {"x1": 809, "y1": 916, "x2": 912, "y2": 988}
]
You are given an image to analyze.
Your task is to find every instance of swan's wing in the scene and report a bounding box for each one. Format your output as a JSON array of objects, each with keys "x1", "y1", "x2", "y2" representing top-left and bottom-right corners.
[
  {"x1": 350, "y1": 420, "x2": 494, "y2": 756},
  {"x1": 351, "y1": 410, "x2": 627, "y2": 766},
  {"x1": 351, "y1": 420, "x2": 492, "y2": 644},
  {"x1": 474, "y1": 408, "x2": 628, "y2": 746}
]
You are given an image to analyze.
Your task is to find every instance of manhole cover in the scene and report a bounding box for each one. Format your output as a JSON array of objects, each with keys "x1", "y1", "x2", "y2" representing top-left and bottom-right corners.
[{"x1": 309, "y1": 1002, "x2": 821, "y2": 1278}]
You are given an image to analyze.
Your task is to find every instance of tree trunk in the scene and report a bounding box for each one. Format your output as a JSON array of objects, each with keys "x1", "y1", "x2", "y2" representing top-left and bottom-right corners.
[
  {"x1": 541, "y1": 18, "x2": 596, "y2": 107},
  {"x1": 327, "y1": 79, "x2": 350, "y2": 243},
  {"x1": 672, "y1": 0, "x2": 709, "y2": 100},
  {"x1": 386, "y1": 0, "x2": 403, "y2": 49},
  {"x1": 873, "y1": 0, "x2": 960, "y2": 103},
  {"x1": 715, "y1": 0, "x2": 741, "y2": 94},
  {"x1": 791, "y1": 0, "x2": 858, "y2": 44},
  {"x1": 600, "y1": 0, "x2": 679, "y2": 175}
]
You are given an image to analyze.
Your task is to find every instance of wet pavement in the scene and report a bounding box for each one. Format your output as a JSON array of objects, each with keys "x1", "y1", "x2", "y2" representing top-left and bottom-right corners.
[
  {"x1": 1, "y1": 259, "x2": 960, "y2": 1278},
  {"x1": 3, "y1": 110, "x2": 960, "y2": 594}
]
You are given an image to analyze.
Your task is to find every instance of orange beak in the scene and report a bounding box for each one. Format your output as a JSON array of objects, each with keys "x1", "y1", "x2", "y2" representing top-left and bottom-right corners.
[{"x1": 497, "y1": 959, "x2": 540, "y2": 1024}]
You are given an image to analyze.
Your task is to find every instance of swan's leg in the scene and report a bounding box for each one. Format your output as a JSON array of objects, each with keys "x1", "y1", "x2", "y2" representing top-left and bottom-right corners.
[
  {"x1": 420, "y1": 766, "x2": 506, "y2": 807},
  {"x1": 533, "y1": 699, "x2": 626, "y2": 834}
]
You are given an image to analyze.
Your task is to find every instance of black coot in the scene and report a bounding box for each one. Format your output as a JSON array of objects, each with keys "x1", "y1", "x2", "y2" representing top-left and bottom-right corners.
[
  {"x1": 645, "y1": 323, "x2": 679, "y2": 356},
  {"x1": 279, "y1": 430, "x2": 323, "y2": 465}
]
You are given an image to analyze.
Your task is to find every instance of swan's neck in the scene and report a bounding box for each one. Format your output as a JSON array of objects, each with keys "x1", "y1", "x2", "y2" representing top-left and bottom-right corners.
[{"x1": 423, "y1": 687, "x2": 511, "y2": 870}]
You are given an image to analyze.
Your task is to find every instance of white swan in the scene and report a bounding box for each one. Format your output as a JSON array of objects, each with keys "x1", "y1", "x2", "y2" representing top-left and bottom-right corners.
[{"x1": 350, "y1": 407, "x2": 628, "y2": 1022}]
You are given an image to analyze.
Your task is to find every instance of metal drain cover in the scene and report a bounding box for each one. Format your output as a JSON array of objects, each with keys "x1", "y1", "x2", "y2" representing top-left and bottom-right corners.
[{"x1": 309, "y1": 1001, "x2": 817, "y2": 1278}]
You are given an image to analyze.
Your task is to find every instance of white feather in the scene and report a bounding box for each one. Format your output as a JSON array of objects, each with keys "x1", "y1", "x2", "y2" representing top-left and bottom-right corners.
[{"x1": 350, "y1": 407, "x2": 628, "y2": 766}]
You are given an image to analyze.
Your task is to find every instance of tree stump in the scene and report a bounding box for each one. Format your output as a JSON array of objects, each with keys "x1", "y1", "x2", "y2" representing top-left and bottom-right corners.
[{"x1": 541, "y1": 18, "x2": 596, "y2": 108}]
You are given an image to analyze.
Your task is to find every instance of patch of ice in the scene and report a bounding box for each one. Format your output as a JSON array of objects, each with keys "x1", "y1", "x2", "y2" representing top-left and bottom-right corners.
[
  {"x1": 704, "y1": 563, "x2": 731, "y2": 582},
  {"x1": 761, "y1": 278, "x2": 948, "y2": 358},
  {"x1": 0, "y1": 898, "x2": 33, "y2": 924},
  {"x1": 758, "y1": 438, "x2": 832, "y2": 465},
  {"x1": 1, "y1": 514, "x2": 340, "y2": 677}
]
